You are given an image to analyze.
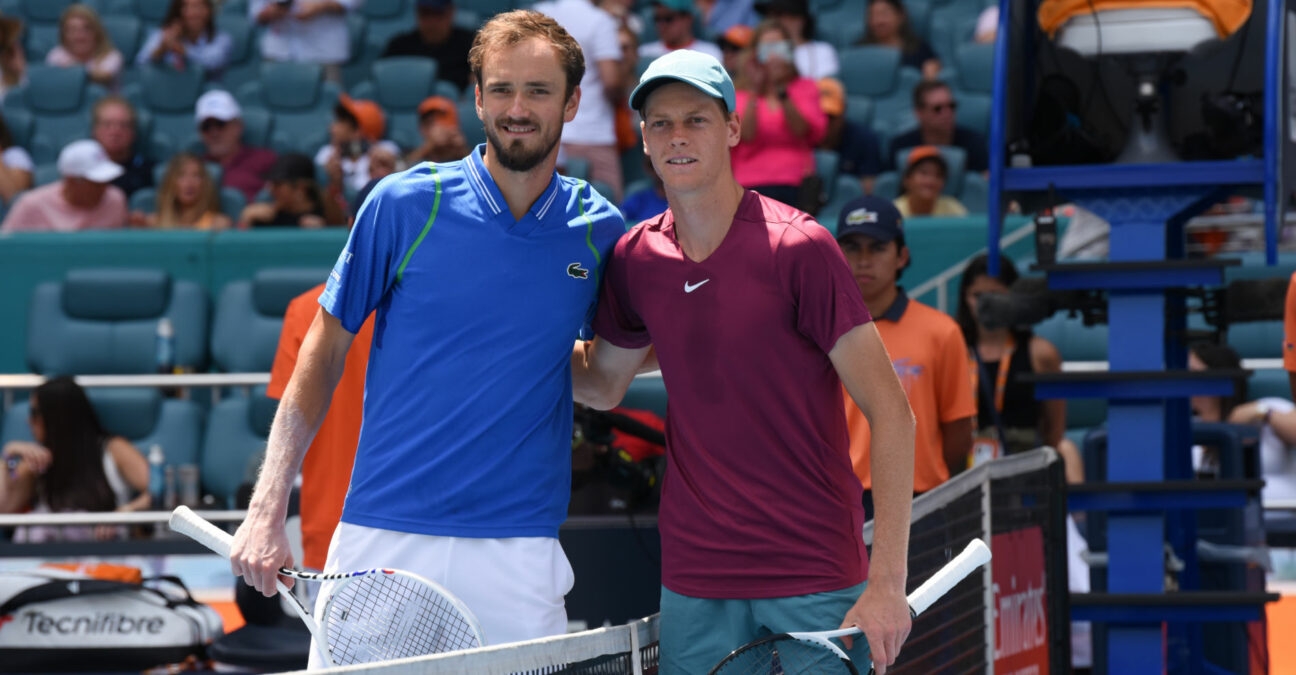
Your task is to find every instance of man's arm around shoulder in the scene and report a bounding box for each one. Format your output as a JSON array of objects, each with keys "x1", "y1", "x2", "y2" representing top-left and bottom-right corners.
[
  {"x1": 231, "y1": 308, "x2": 355, "y2": 595},
  {"x1": 830, "y1": 322, "x2": 915, "y2": 675},
  {"x1": 572, "y1": 338, "x2": 653, "y2": 410}
]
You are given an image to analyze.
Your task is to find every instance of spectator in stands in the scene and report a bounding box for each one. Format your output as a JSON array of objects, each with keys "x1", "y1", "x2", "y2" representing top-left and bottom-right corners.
[
  {"x1": 614, "y1": 26, "x2": 641, "y2": 157},
  {"x1": 92, "y1": 96, "x2": 155, "y2": 198},
  {"x1": 697, "y1": 0, "x2": 759, "y2": 36},
  {"x1": 887, "y1": 80, "x2": 989, "y2": 173},
  {"x1": 137, "y1": 0, "x2": 233, "y2": 79},
  {"x1": 380, "y1": 0, "x2": 476, "y2": 94},
  {"x1": 250, "y1": 0, "x2": 356, "y2": 82},
  {"x1": 238, "y1": 152, "x2": 343, "y2": 228},
  {"x1": 956, "y1": 253, "x2": 1084, "y2": 483},
  {"x1": 639, "y1": 0, "x2": 722, "y2": 63},
  {"x1": 266, "y1": 284, "x2": 375, "y2": 572},
  {"x1": 349, "y1": 140, "x2": 403, "y2": 221},
  {"x1": 405, "y1": 95, "x2": 469, "y2": 165},
  {"x1": 0, "y1": 113, "x2": 33, "y2": 203},
  {"x1": 535, "y1": 0, "x2": 627, "y2": 201},
  {"x1": 138, "y1": 151, "x2": 232, "y2": 230},
  {"x1": 316, "y1": 94, "x2": 387, "y2": 195},
  {"x1": 732, "y1": 19, "x2": 826, "y2": 210},
  {"x1": 835, "y1": 195, "x2": 975, "y2": 519},
  {"x1": 755, "y1": 0, "x2": 839, "y2": 79},
  {"x1": 0, "y1": 16, "x2": 27, "y2": 105},
  {"x1": 619, "y1": 155, "x2": 667, "y2": 222},
  {"x1": 894, "y1": 145, "x2": 967, "y2": 217},
  {"x1": 195, "y1": 90, "x2": 278, "y2": 202},
  {"x1": 594, "y1": 0, "x2": 644, "y2": 34},
  {"x1": 1, "y1": 377, "x2": 151, "y2": 543},
  {"x1": 46, "y1": 4, "x2": 123, "y2": 90},
  {"x1": 716, "y1": 24, "x2": 752, "y2": 77},
  {"x1": 0, "y1": 140, "x2": 127, "y2": 232},
  {"x1": 818, "y1": 77, "x2": 882, "y2": 195},
  {"x1": 859, "y1": 0, "x2": 939, "y2": 80}
]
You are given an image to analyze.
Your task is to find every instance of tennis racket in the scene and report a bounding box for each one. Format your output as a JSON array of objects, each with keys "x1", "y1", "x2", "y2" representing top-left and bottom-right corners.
[
  {"x1": 169, "y1": 506, "x2": 486, "y2": 668},
  {"x1": 707, "y1": 538, "x2": 992, "y2": 675}
]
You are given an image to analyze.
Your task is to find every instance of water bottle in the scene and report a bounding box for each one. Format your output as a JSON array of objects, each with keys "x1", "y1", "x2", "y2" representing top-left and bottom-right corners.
[
  {"x1": 155, "y1": 318, "x2": 175, "y2": 375},
  {"x1": 148, "y1": 444, "x2": 166, "y2": 508}
]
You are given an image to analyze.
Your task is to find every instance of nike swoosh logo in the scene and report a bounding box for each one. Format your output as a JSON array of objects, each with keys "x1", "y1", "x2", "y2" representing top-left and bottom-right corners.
[{"x1": 684, "y1": 279, "x2": 710, "y2": 293}]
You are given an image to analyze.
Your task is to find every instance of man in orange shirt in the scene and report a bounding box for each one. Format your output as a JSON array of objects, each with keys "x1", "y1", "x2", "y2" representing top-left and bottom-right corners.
[
  {"x1": 266, "y1": 284, "x2": 374, "y2": 572},
  {"x1": 836, "y1": 196, "x2": 975, "y2": 519}
]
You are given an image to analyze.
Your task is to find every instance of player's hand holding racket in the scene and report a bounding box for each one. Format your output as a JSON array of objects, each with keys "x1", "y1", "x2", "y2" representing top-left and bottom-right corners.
[
  {"x1": 708, "y1": 538, "x2": 992, "y2": 675},
  {"x1": 170, "y1": 506, "x2": 485, "y2": 668}
]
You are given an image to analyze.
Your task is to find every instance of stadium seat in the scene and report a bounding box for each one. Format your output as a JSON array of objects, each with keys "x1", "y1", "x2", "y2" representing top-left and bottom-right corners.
[
  {"x1": 952, "y1": 42, "x2": 994, "y2": 94},
  {"x1": 1249, "y1": 368, "x2": 1289, "y2": 401},
  {"x1": 928, "y1": 5, "x2": 980, "y2": 64},
  {"x1": 221, "y1": 0, "x2": 248, "y2": 16},
  {"x1": 1034, "y1": 313, "x2": 1109, "y2": 362},
  {"x1": 814, "y1": 3, "x2": 865, "y2": 49},
  {"x1": 216, "y1": 14, "x2": 261, "y2": 90},
  {"x1": 219, "y1": 186, "x2": 247, "y2": 221},
  {"x1": 1227, "y1": 321, "x2": 1282, "y2": 359},
  {"x1": 102, "y1": 14, "x2": 143, "y2": 64},
  {"x1": 201, "y1": 389, "x2": 277, "y2": 508},
  {"x1": 26, "y1": 268, "x2": 210, "y2": 375},
  {"x1": 2, "y1": 106, "x2": 33, "y2": 149},
  {"x1": 835, "y1": 46, "x2": 901, "y2": 99},
  {"x1": 815, "y1": 149, "x2": 841, "y2": 204},
  {"x1": 238, "y1": 62, "x2": 338, "y2": 155},
  {"x1": 130, "y1": 0, "x2": 172, "y2": 23},
  {"x1": 133, "y1": 65, "x2": 208, "y2": 158},
  {"x1": 622, "y1": 376, "x2": 668, "y2": 418},
  {"x1": 959, "y1": 171, "x2": 988, "y2": 213},
  {"x1": 32, "y1": 162, "x2": 60, "y2": 187},
  {"x1": 210, "y1": 268, "x2": 330, "y2": 373},
  {"x1": 954, "y1": 91, "x2": 991, "y2": 137},
  {"x1": 361, "y1": 0, "x2": 413, "y2": 54},
  {"x1": 354, "y1": 56, "x2": 441, "y2": 145},
  {"x1": 869, "y1": 68, "x2": 922, "y2": 145},
  {"x1": 3, "y1": 65, "x2": 108, "y2": 164},
  {"x1": 1, "y1": 388, "x2": 206, "y2": 469},
  {"x1": 817, "y1": 174, "x2": 866, "y2": 234},
  {"x1": 16, "y1": 0, "x2": 77, "y2": 59},
  {"x1": 458, "y1": 97, "x2": 484, "y2": 148},
  {"x1": 340, "y1": 13, "x2": 373, "y2": 90}
]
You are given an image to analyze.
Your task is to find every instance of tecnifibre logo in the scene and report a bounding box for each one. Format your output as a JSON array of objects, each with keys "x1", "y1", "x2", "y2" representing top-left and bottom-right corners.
[{"x1": 17, "y1": 610, "x2": 166, "y2": 635}]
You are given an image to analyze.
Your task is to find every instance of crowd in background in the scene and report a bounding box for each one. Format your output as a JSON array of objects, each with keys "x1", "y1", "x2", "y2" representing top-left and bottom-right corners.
[{"x1": 0, "y1": 0, "x2": 1001, "y2": 234}]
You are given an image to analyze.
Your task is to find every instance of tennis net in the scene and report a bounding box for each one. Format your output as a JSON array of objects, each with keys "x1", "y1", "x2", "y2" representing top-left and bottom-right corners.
[{"x1": 289, "y1": 448, "x2": 1067, "y2": 675}]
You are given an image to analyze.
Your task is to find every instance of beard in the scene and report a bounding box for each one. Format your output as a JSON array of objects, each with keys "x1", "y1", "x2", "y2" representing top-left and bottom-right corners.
[{"x1": 483, "y1": 117, "x2": 562, "y2": 173}]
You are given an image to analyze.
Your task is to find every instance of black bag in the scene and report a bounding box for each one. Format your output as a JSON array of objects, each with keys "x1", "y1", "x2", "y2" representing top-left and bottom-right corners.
[{"x1": 0, "y1": 569, "x2": 223, "y2": 673}]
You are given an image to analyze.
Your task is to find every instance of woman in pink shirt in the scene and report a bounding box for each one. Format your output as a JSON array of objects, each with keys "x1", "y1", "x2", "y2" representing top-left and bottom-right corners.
[{"x1": 731, "y1": 20, "x2": 826, "y2": 211}]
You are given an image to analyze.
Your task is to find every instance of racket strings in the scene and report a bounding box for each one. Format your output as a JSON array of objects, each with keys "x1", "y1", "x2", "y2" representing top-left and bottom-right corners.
[
  {"x1": 324, "y1": 573, "x2": 482, "y2": 665},
  {"x1": 712, "y1": 638, "x2": 857, "y2": 675}
]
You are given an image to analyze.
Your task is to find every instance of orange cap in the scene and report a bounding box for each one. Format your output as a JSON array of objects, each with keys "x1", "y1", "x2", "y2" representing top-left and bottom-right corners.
[
  {"x1": 720, "y1": 25, "x2": 754, "y2": 50},
  {"x1": 817, "y1": 77, "x2": 845, "y2": 116},
  {"x1": 338, "y1": 94, "x2": 386, "y2": 142},
  {"x1": 905, "y1": 145, "x2": 946, "y2": 171},
  {"x1": 417, "y1": 95, "x2": 459, "y2": 128}
]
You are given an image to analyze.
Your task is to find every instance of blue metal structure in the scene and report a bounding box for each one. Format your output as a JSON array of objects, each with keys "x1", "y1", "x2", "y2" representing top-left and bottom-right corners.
[{"x1": 984, "y1": 0, "x2": 1288, "y2": 671}]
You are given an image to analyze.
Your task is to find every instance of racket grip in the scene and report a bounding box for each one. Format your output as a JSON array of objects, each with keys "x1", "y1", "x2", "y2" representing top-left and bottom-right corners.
[
  {"x1": 907, "y1": 539, "x2": 991, "y2": 616},
  {"x1": 169, "y1": 505, "x2": 235, "y2": 558}
]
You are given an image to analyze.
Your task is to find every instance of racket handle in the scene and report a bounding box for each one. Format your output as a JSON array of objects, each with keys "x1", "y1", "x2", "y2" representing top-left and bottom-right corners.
[
  {"x1": 169, "y1": 505, "x2": 234, "y2": 558},
  {"x1": 907, "y1": 539, "x2": 991, "y2": 616}
]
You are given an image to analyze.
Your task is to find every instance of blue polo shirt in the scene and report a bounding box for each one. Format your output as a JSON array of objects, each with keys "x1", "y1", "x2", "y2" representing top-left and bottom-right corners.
[{"x1": 322, "y1": 146, "x2": 625, "y2": 539}]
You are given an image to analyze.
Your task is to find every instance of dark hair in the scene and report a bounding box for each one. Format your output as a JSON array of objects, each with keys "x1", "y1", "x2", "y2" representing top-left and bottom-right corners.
[
  {"x1": 333, "y1": 102, "x2": 358, "y2": 128},
  {"x1": 163, "y1": 0, "x2": 216, "y2": 41},
  {"x1": 0, "y1": 113, "x2": 12, "y2": 150},
  {"x1": 956, "y1": 253, "x2": 1031, "y2": 347},
  {"x1": 894, "y1": 232, "x2": 908, "y2": 280},
  {"x1": 1190, "y1": 342, "x2": 1247, "y2": 416},
  {"x1": 861, "y1": 0, "x2": 921, "y2": 54},
  {"x1": 469, "y1": 10, "x2": 585, "y2": 102},
  {"x1": 911, "y1": 79, "x2": 952, "y2": 110},
  {"x1": 92, "y1": 94, "x2": 138, "y2": 131},
  {"x1": 31, "y1": 376, "x2": 116, "y2": 513}
]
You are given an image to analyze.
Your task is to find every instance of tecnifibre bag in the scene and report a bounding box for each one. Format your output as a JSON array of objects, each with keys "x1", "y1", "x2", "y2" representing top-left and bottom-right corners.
[{"x1": 0, "y1": 569, "x2": 223, "y2": 673}]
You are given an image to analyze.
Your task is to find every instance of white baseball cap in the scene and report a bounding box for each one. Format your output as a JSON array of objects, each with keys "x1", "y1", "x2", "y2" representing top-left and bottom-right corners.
[
  {"x1": 57, "y1": 140, "x2": 124, "y2": 183},
  {"x1": 195, "y1": 90, "x2": 242, "y2": 127}
]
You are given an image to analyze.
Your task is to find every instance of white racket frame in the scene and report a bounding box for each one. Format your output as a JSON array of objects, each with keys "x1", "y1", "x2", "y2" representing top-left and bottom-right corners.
[{"x1": 169, "y1": 505, "x2": 486, "y2": 668}]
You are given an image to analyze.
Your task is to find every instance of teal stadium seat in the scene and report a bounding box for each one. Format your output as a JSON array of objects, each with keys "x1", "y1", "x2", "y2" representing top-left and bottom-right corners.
[
  {"x1": 131, "y1": 0, "x2": 172, "y2": 23},
  {"x1": 2, "y1": 107, "x2": 33, "y2": 149},
  {"x1": 133, "y1": 65, "x2": 209, "y2": 158},
  {"x1": 355, "y1": 56, "x2": 441, "y2": 147},
  {"x1": 814, "y1": 148, "x2": 841, "y2": 204},
  {"x1": 202, "y1": 388, "x2": 277, "y2": 507},
  {"x1": 835, "y1": 45, "x2": 901, "y2": 100},
  {"x1": 622, "y1": 376, "x2": 668, "y2": 418},
  {"x1": 26, "y1": 268, "x2": 210, "y2": 375},
  {"x1": 238, "y1": 62, "x2": 337, "y2": 155},
  {"x1": 1, "y1": 389, "x2": 206, "y2": 470},
  {"x1": 953, "y1": 42, "x2": 994, "y2": 94},
  {"x1": 221, "y1": 0, "x2": 248, "y2": 16},
  {"x1": 959, "y1": 171, "x2": 988, "y2": 213},
  {"x1": 3, "y1": 65, "x2": 108, "y2": 164},
  {"x1": 101, "y1": 14, "x2": 143, "y2": 65},
  {"x1": 1034, "y1": 313, "x2": 1109, "y2": 362},
  {"x1": 1227, "y1": 322, "x2": 1282, "y2": 359},
  {"x1": 211, "y1": 268, "x2": 329, "y2": 373},
  {"x1": 815, "y1": 3, "x2": 866, "y2": 49},
  {"x1": 954, "y1": 91, "x2": 991, "y2": 137},
  {"x1": 340, "y1": 13, "x2": 373, "y2": 90},
  {"x1": 32, "y1": 163, "x2": 60, "y2": 187},
  {"x1": 216, "y1": 14, "x2": 261, "y2": 90},
  {"x1": 1249, "y1": 368, "x2": 1289, "y2": 401},
  {"x1": 928, "y1": 3, "x2": 980, "y2": 64},
  {"x1": 458, "y1": 97, "x2": 484, "y2": 148},
  {"x1": 817, "y1": 174, "x2": 866, "y2": 233},
  {"x1": 361, "y1": 0, "x2": 413, "y2": 55},
  {"x1": 17, "y1": 0, "x2": 78, "y2": 60},
  {"x1": 843, "y1": 93, "x2": 875, "y2": 131}
]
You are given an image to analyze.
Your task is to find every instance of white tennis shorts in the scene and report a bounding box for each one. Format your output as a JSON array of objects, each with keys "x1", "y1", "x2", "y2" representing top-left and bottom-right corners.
[{"x1": 305, "y1": 521, "x2": 575, "y2": 669}]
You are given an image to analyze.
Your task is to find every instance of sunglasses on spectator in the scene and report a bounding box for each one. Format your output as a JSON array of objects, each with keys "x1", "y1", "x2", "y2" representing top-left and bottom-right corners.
[
  {"x1": 200, "y1": 119, "x2": 229, "y2": 133},
  {"x1": 927, "y1": 101, "x2": 958, "y2": 113},
  {"x1": 653, "y1": 12, "x2": 686, "y2": 23}
]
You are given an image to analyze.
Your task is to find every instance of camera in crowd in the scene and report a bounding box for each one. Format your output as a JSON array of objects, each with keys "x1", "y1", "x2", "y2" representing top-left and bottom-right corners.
[{"x1": 974, "y1": 274, "x2": 1106, "y2": 331}]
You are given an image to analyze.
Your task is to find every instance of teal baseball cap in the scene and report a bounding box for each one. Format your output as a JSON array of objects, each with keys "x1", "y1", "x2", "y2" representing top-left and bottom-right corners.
[{"x1": 629, "y1": 49, "x2": 736, "y2": 114}]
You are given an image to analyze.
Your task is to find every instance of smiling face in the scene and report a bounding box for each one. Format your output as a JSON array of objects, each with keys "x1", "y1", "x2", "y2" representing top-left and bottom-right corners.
[
  {"x1": 902, "y1": 159, "x2": 946, "y2": 206},
  {"x1": 640, "y1": 81, "x2": 739, "y2": 196},
  {"x1": 475, "y1": 37, "x2": 577, "y2": 175},
  {"x1": 62, "y1": 15, "x2": 97, "y2": 60}
]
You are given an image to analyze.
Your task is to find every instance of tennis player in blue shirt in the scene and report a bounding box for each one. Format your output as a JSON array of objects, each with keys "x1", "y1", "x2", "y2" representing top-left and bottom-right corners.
[{"x1": 229, "y1": 10, "x2": 625, "y2": 658}]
